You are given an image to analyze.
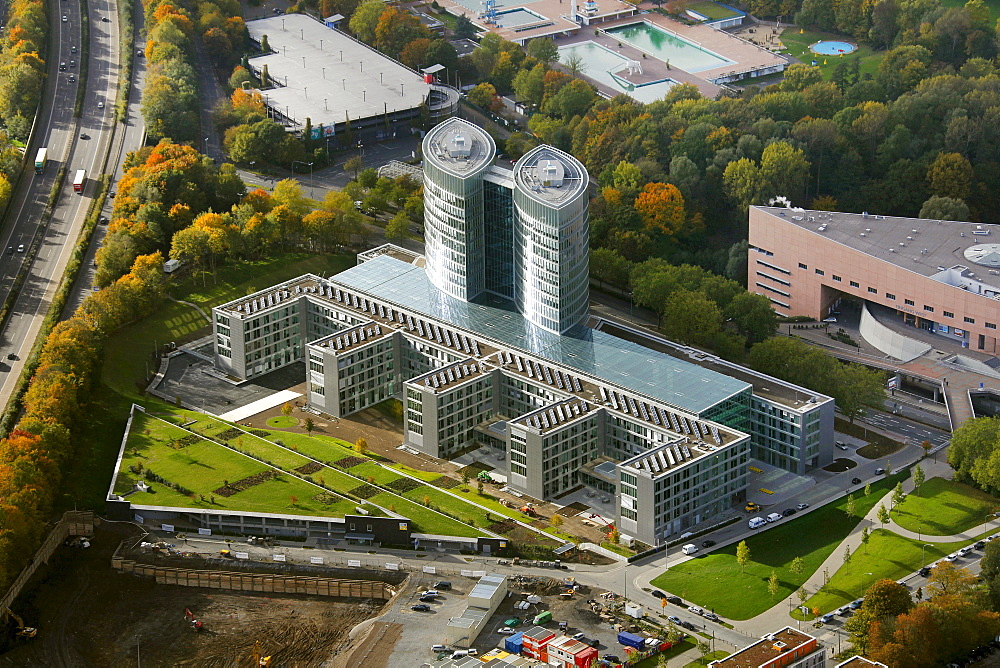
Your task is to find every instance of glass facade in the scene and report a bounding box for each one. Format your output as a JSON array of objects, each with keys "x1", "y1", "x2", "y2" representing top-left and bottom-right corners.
[{"x1": 484, "y1": 179, "x2": 515, "y2": 300}]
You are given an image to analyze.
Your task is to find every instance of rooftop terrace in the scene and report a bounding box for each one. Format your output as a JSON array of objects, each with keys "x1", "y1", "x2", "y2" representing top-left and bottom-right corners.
[
  {"x1": 424, "y1": 117, "x2": 495, "y2": 177},
  {"x1": 513, "y1": 145, "x2": 588, "y2": 208}
]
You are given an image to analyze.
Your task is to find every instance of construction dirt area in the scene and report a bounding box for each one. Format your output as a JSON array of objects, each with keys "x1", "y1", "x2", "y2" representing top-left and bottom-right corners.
[{"x1": 0, "y1": 524, "x2": 390, "y2": 667}]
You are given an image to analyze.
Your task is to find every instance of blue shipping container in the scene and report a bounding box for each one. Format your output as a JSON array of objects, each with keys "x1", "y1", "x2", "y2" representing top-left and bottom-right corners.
[
  {"x1": 618, "y1": 631, "x2": 645, "y2": 649},
  {"x1": 505, "y1": 632, "x2": 524, "y2": 654}
]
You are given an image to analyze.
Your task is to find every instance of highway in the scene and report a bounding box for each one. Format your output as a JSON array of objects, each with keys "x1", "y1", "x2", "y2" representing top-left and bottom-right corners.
[{"x1": 0, "y1": 0, "x2": 121, "y2": 405}]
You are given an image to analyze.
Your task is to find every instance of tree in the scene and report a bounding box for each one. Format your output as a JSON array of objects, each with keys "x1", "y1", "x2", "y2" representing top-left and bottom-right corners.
[
  {"x1": 919, "y1": 195, "x2": 970, "y2": 221},
  {"x1": 759, "y1": 141, "x2": 811, "y2": 204},
  {"x1": 349, "y1": 0, "x2": 385, "y2": 44},
  {"x1": 913, "y1": 465, "x2": 925, "y2": 495},
  {"x1": 722, "y1": 158, "x2": 761, "y2": 211},
  {"x1": 345, "y1": 155, "x2": 364, "y2": 180},
  {"x1": 467, "y1": 82, "x2": 500, "y2": 111},
  {"x1": 660, "y1": 289, "x2": 722, "y2": 346},
  {"x1": 865, "y1": 482, "x2": 872, "y2": 498},
  {"x1": 861, "y1": 526, "x2": 870, "y2": 554},
  {"x1": 355, "y1": 437, "x2": 368, "y2": 454},
  {"x1": 928, "y1": 561, "x2": 978, "y2": 597},
  {"x1": 385, "y1": 211, "x2": 410, "y2": 242},
  {"x1": 281, "y1": 402, "x2": 292, "y2": 417},
  {"x1": 797, "y1": 586, "x2": 809, "y2": 606},
  {"x1": 304, "y1": 417, "x2": 315, "y2": 434},
  {"x1": 843, "y1": 544, "x2": 852, "y2": 565},
  {"x1": 846, "y1": 493, "x2": 857, "y2": 519},
  {"x1": 375, "y1": 6, "x2": 428, "y2": 55},
  {"x1": 790, "y1": 556, "x2": 805, "y2": 575},
  {"x1": 848, "y1": 578, "x2": 915, "y2": 654},
  {"x1": 526, "y1": 37, "x2": 558, "y2": 63},
  {"x1": 550, "y1": 514, "x2": 564, "y2": 528},
  {"x1": 563, "y1": 52, "x2": 585, "y2": 77},
  {"x1": 590, "y1": 248, "x2": 631, "y2": 289},
  {"x1": 736, "y1": 540, "x2": 751, "y2": 574},
  {"x1": 892, "y1": 482, "x2": 905, "y2": 509},
  {"x1": 768, "y1": 571, "x2": 780, "y2": 598},
  {"x1": 289, "y1": 495, "x2": 299, "y2": 506},
  {"x1": 877, "y1": 503, "x2": 890, "y2": 529},
  {"x1": 453, "y1": 13, "x2": 477, "y2": 39},
  {"x1": 927, "y1": 151, "x2": 974, "y2": 201},
  {"x1": 542, "y1": 79, "x2": 596, "y2": 119},
  {"x1": 833, "y1": 363, "x2": 886, "y2": 424},
  {"x1": 633, "y1": 183, "x2": 687, "y2": 237},
  {"x1": 725, "y1": 292, "x2": 778, "y2": 345},
  {"x1": 980, "y1": 540, "x2": 1000, "y2": 610}
]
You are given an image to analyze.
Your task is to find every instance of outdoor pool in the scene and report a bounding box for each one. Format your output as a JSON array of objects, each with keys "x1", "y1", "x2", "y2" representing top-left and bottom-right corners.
[
  {"x1": 492, "y1": 7, "x2": 547, "y2": 27},
  {"x1": 604, "y1": 22, "x2": 733, "y2": 73},
  {"x1": 810, "y1": 40, "x2": 857, "y2": 55},
  {"x1": 557, "y1": 42, "x2": 678, "y2": 104}
]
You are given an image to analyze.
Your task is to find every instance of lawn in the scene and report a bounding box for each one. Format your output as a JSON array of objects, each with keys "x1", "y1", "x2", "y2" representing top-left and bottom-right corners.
[
  {"x1": 685, "y1": 0, "x2": 740, "y2": 20},
  {"x1": 102, "y1": 252, "x2": 353, "y2": 398},
  {"x1": 115, "y1": 413, "x2": 358, "y2": 517},
  {"x1": 893, "y1": 477, "x2": 1000, "y2": 536},
  {"x1": 804, "y1": 529, "x2": 978, "y2": 613},
  {"x1": 368, "y1": 491, "x2": 485, "y2": 537},
  {"x1": 780, "y1": 29, "x2": 883, "y2": 80},
  {"x1": 266, "y1": 415, "x2": 298, "y2": 428},
  {"x1": 650, "y1": 473, "x2": 906, "y2": 620}
]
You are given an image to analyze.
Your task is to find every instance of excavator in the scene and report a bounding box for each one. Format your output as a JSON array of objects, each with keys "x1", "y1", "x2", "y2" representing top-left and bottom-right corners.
[
  {"x1": 183, "y1": 608, "x2": 204, "y2": 632},
  {"x1": 3, "y1": 607, "x2": 38, "y2": 639},
  {"x1": 252, "y1": 640, "x2": 272, "y2": 667}
]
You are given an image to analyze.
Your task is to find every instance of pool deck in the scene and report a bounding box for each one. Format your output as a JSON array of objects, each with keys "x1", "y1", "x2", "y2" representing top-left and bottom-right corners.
[
  {"x1": 438, "y1": 0, "x2": 638, "y2": 44},
  {"x1": 559, "y1": 33, "x2": 722, "y2": 98}
]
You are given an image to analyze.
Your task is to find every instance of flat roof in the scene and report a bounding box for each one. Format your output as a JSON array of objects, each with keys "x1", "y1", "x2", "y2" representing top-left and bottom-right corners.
[
  {"x1": 513, "y1": 145, "x2": 588, "y2": 208},
  {"x1": 329, "y1": 255, "x2": 751, "y2": 414},
  {"x1": 245, "y1": 14, "x2": 430, "y2": 129},
  {"x1": 710, "y1": 627, "x2": 818, "y2": 668},
  {"x1": 424, "y1": 118, "x2": 495, "y2": 177},
  {"x1": 753, "y1": 205, "x2": 1000, "y2": 293}
]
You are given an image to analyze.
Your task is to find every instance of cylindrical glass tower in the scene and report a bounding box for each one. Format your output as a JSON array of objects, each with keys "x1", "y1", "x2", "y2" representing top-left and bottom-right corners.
[{"x1": 421, "y1": 118, "x2": 495, "y2": 302}]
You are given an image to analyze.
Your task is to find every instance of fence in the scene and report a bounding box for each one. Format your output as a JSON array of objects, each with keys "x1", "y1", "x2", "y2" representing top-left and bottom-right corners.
[{"x1": 0, "y1": 511, "x2": 94, "y2": 611}]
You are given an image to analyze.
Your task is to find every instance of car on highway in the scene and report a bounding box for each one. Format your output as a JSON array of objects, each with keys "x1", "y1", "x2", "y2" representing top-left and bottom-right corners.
[
  {"x1": 667, "y1": 616, "x2": 682, "y2": 625},
  {"x1": 852, "y1": 477, "x2": 862, "y2": 485},
  {"x1": 68, "y1": 74, "x2": 75, "y2": 82},
  {"x1": 5, "y1": 246, "x2": 12, "y2": 255},
  {"x1": 69, "y1": 60, "x2": 75, "y2": 67},
  {"x1": 71, "y1": 45, "x2": 77, "y2": 52},
  {"x1": 59, "y1": 62, "x2": 66, "y2": 71},
  {"x1": 16, "y1": 244, "x2": 24, "y2": 253},
  {"x1": 137, "y1": 49, "x2": 144, "y2": 56},
  {"x1": 410, "y1": 604, "x2": 431, "y2": 611},
  {"x1": 702, "y1": 539, "x2": 716, "y2": 548},
  {"x1": 62, "y1": 14, "x2": 67, "y2": 21},
  {"x1": 796, "y1": 503, "x2": 809, "y2": 510}
]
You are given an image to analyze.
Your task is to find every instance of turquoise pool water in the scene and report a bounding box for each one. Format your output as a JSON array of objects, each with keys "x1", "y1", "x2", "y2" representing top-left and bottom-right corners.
[
  {"x1": 557, "y1": 42, "x2": 678, "y2": 104},
  {"x1": 605, "y1": 22, "x2": 732, "y2": 73},
  {"x1": 810, "y1": 40, "x2": 857, "y2": 55}
]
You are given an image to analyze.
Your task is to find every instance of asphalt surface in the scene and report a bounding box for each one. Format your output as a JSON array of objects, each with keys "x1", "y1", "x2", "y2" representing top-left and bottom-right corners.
[{"x1": 0, "y1": 0, "x2": 120, "y2": 405}]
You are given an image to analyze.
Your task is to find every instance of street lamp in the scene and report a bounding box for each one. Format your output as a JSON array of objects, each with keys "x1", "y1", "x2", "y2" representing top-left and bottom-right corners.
[
  {"x1": 862, "y1": 572, "x2": 874, "y2": 597},
  {"x1": 308, "y1": 162, "x2": 314, "y2": 197},
  {"x1": 921, "y1": 543, "x2": 933, "y2": 569}
]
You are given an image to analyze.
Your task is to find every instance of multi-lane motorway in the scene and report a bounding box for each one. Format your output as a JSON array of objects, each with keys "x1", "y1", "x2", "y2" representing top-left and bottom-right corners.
[{"x1": 0, "y1": 0, "x2": 123, "y2": 408}]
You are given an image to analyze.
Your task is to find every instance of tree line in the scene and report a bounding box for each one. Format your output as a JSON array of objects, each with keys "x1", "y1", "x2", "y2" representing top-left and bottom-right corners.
[{"x1": 0, "y1": 0, "x2": 47, "y2": 140}]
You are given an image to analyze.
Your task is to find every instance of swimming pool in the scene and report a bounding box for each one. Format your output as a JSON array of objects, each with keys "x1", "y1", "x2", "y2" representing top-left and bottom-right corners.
[
  {"x1": 557, "y1": 42, "x2": 678, "y2": 104},
  {"x1": 493, "y1": 7, "x2": 546, "y2": 27},
  {"x1": 604, "y1": 22, "x2": 732, "y2": 73},
  {"x1": 810, "y1": 40, "x2": 857, "y2": 55}
]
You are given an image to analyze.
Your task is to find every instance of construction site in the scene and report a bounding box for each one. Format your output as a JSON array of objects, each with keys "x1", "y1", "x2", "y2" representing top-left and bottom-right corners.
[{"x1": 0, "y1": 521, "x2": 394, "y2": 667}]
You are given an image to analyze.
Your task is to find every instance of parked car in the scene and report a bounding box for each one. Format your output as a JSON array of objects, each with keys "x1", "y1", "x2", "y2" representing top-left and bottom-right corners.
[
  {"x1": 704, "y1": 612, "x2": 719, "y2": 622},
  {"x1": 945, "y1": 553, "x2": 959, "y2": 562},
  {"x1": 604, "y1": 656, "x2": 621, "y2": 664},
  {"x1": 651, "y1": 590, "x2": 666, "y2": 599},
  {"x1": 498, "y1": 627, "x2": 516, "y2": 635},
  {"x1": 431, "y1": 644, "x2": 448, "y2": 652},
  {"x1": 702, "y1": 539, "x2": 716, "y2": 548},
  {"x1": 852, "y1": 477, "x2": 862, "y2": 485},
  {"x1": 434, "y1": 581, "x2": 452, "y2": 590},
  {"x1": 850, "y1": 599, "x2": 864, "y2": 610},
  {"x1": 960, "y1": 546, "x2": 974, "y2": 556},
  {"x1": 419, "y1": 595, "x2": 437, "y2": 602},
  {"x1": 919, "y1": 566, "x2": 932, "y2": 577},
  {"x1": 836, "y1": 441, "x2": 849, "y2": 450},
  {"x1": 688, "y1": 606, "x2": 703, "y2": 616},
  {"x1": 875, "y1": 467, "x2": 886, "y2": 475},
  {"x1": 667, "y1": 616, "x2": 682, "y2": 625},
  {"x1": 504, "y1": 617, "x2": 521, "y2": 627},
  {"x1": 422, "y1": 590, "x2": 440, "y2": 597},
  {"x1": 976, "y1": 541, "x2": 986, "y2": 550},
  {"x1": 411, "y1": 604, "x2": 431, "y2": 611},
  {"x1": 820, "y1": 614, "x2": 835, "y2": 623},
  {"x1": 782, "y1": 508, "x2": 796, "y2": 517},
  {"x1": 766, "y1": 513, "x2": 782, "y2": 523},
  {"x1": 837, "y1": 606, "x2": 852, "y2": 616},
  {"x1": 666, "y1": 596, "x2": 681, "y2": 605},
  {"x1": 796, "y1": 503, "x2": 810, "y2": 510}
]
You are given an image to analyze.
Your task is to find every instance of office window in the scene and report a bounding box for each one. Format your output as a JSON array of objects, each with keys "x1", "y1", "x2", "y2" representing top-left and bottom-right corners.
[
  {"x1": 815, "y1": 269, "x2": 824, "y2": 276},
  {"x1": 850, "y1": 281, "x2": 860, "y2": 288},
  {"x1": 943, "y1": 311, "x2": 954, "y2": 318},
  {"x1": 868, "y1": 287, "x2": 877, "y2": 294},
  {"x1": 832, "y1": 275, "x2": 841, "y2": 282},
  {"x1": 905, "y1": 299, "x2": 914, "y2": 306},
  {"x1": 886, "y1": 293, "x2": 895, "y2": 300},
  {"x1": 798, "y1": 263, "x2": 807, "y2": 269},
  {"x1": 988, "y1": 323, "x2": 997, "y2": 330},
  {"x1": 924, "y1": 305, "x2": 934, "y2": 312},
  {"x1": 965, "y1": 316, "x2": 975, "y2": 324}
]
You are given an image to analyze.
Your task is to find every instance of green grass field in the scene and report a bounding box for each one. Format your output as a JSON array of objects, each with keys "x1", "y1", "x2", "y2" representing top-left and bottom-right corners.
[
  {"x1": 266, "y1": 415, "x2": 298, "y2": 428},
  {"x1": 650, "y1": 473, "x2": 905, "y2": 620},
  {"x1": 780, "y1": 29, "x2": 883, "y2": 80},
  {"x1": 804, "y1": 529, "x2": 980, "y2": 613},
  {"x1": 893, "y1": 477, "x2": 1000, "y2": 536},
  {"x1": 684, "y1": 0, "x2": 741, "y2": 20}
]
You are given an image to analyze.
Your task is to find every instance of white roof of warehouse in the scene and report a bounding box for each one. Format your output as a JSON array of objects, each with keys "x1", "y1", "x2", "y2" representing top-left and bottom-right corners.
[{"x1": 246, "y1": 14, "x2": 431, "y2": 128}]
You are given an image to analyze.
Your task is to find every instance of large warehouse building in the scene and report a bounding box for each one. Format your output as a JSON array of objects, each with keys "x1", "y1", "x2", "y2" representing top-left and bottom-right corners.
[
  {"x1": 749, "y1": 205, "x2": 1000, "y2": 355},
  {"x1": 245, "y1": 14, "x2": 459, "y2": 139},
  {"x1": 209, "y1": 122, "x2": 833, "y2": 546}
]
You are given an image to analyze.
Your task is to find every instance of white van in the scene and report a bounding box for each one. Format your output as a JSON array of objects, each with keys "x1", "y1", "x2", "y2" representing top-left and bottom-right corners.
[
  {"x1": 681, "y1": 543, "x2": 699, "y2": 555},
  {"x1": 748, "y1": 517, "x2": 766, "y2": 529},
  {"x1": 766, "y1": 513, "x2": 782, "y2": 523}
]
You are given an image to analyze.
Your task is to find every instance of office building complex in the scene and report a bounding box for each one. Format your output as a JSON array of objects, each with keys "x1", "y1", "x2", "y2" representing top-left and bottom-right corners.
[
  {"x1": 423, "y1": 118, "x2": 589, "y2": 334},
  {"x1": 211, "y1": 122, "x2": 833, "y2": 546},
  {"x1": 750, "y1": 205, "x2": 1000, "y2": 355}
]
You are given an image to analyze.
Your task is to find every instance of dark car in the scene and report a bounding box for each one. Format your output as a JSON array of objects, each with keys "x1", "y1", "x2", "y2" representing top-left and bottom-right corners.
[
  {"x1": 666, "y1": 596, "x2": 681, "y2": 605},
  {"x1": 975, "y1": 541, "x2": 986, "y2": 550},
  {"x1": 434, "y1": 581, "x2": 452, "y2": 590},
  {"x1": 410, "y1": 604, "x2": 431, "y2": 611},
  {"x1": 852, "y1": 477, "x2": 862, "y2": 485},
  {"x1": 919, "y1": 566, "x2": 931, "y2": 577},
  {"x1": 419, "y1": 595, "x2": 437, "y2": 602},
  {"x1": 702, "y1": 540, "x2": 716, "y2": 547},
  {"x1": 651, "y1": 590, "x2": 667, "y2": 599},
  {"x1": 603, "y1": 656, "x2": 621, "y2": 664},
  {"x1": 782, "y1": 508, "x2": 796, "y2": 517},
  {"x1": 681, "y1": 621, "x2": 696, "y2": 630},
  {"x1": 6, "y1": 353, "x2": 16, "y2": 360},
  {"x1": 5, "y1": 246, "x2": 12, "y2": 255}
]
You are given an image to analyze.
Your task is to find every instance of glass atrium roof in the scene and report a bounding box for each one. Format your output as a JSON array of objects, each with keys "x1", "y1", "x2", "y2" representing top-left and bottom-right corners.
[{"x1": 330, "y1": 255, "x2": 750, "y2": 414}]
